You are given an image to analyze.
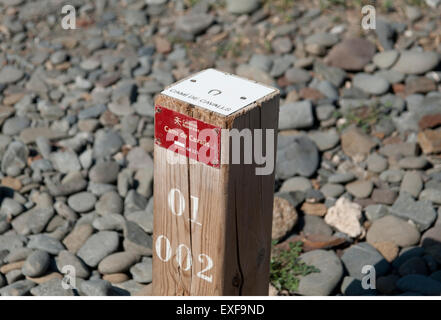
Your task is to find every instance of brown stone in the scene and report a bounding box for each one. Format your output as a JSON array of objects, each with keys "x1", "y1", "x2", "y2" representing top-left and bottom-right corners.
[
  {"x1": 63, "y1": 224, "x2": 94, "y2": 254},
  {"x1": 0, "y1": 261, "x2": 25, "y2": 274},
  {"x1": 419, "y1": 114, "x2": 441, "y2": 130},
  {"x1": 3, "y1": 93, "x2": 24, "y2": 105},
  {"x1": 325, "y1": 38, "x2": 376, "y2": 71},
  {"x1": 155, "y1": 37, "x2": 172, "y2": 54},
  {"x1": 100, "y1": 110, "x2": 120, "y2": 126},
  {"x1": 277, "y1": 234, "x2": 346, "y2": 252},
  {"x1": 301, "y1": 202, "x2": 327, "y2": 216},
  {"x1": 299, "y1": 87, "x2": 325, "y2": 101},
  {"x1": 405, "y1": 77, "x2": 437, "y2": 95},
  {"x1": 102, "y1": 273, "x2": 130, "y2": 284},
  {"x1": 392, "y1": 83, "x2": 405, "y2": 95},
  {"x1": 372, "y1": 241, "x2": 399, "y2": 263},
  {"x1": 418, "y1": 129, "x2": 441, "y2": 154},
  {"x1": 26, "y1": 272, "x2": 63, "y2": 284},
  {"x1": 1, "y1": 177, "x2": 22, "y2": 191},
  {"x1": 371, "y1": 188, "x2": 397, "y2": 205},
  {"x1": 96, "y1": 73, "x2": 121, "y2": 88},
  {"x1": 341, "y1": 127, "x2": 376, "y2": 160},
  {"x1": 272, "y1": 196, "x2": 298, "y2": 241},
  {"x1": 285, "y1": 90, "x2": 299, "y2": 102}
]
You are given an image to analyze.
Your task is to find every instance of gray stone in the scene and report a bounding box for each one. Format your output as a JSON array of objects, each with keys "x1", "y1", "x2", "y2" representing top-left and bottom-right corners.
[
  {"x1": 341, "y1": 242, "x2": 390, "y2": 280},
  {"x1": 297, "y1": 250, "x2": 343, "y2": 296},
  {"x1": 305, "y1": 33, "x2": 339, "y2": 47},
  {"x1": 1, "y1": 141, "x2": 28, "y2": 176},
  {"x1": 308, "y1": 129, "x2": 339, "y2": 151},
  {"x1": 123, "y1": 221, "x2": 152, "y2": 256},
  {"x1": 0, "y1": 198, "x2": 24, "y2": 218},
  {"x1": 27, "y1": 234, "x2": 65, "y2": 255},
  {"x1": 56, "y1": 250, "x2": 90, "y2": 279},
  {"x1": 93, "y1": 130, "x2": 123, "y2": 159},
  {"x1": 30, "y1": 278, "x2": 74, "y2": 296},
  {"x1": 280, "y1": 177, "x2": 312, "y2": 192},
  {"x1": 175, "y1": 14, "x2": 213, "y2": 35},
  {"x1": 130, "y1": 258, "x2": 153, "y2": 283},
  {"x1": 419, "y1": 188, "x2": 441, "y2": 205},
  {"x1": 126, "y1": 210, "x2": 153, "y2": 234},
  {"x1": 396, "y1": 275, "x2": 441, "y2": 295},
  {"x1": 365, "y1": 204, "x2": 389, "y2": 221},
  {"x1": 276, "y1": 135, "x2": 319, "y2": 179},
  {"x1": 236, "y1": 64, "x2": 275, "y2": 86},
  {"x1": 226, "y1": 0, "x2": 260, "y2": 14},
  {"x1": 372, "y1": 50, "x2": 399, "y2": 69},
  {"x1": 127, "y1": 147, "x2": 153, "y2": 170},
  {"x1": 376, "y1": 69, "x2": 405, "y2": 84},
  {"x1": 4, "y1": 248, "x2": 33, "y2": 263},
  {"x1": 36, "y1": 136, "x2": 51, "y2": 159},
  {"x1": 50, "y1": 50, "x2": 68, "y2": 64},
  {"x1": 316, "y1": 104, "x2": 336, "y2": 121},
  {"x1": 5, "y1": 269, "x2": 23, "y2": 284},
  {"x1": 380, "y1": 169, "x2": 404, "y2": 183},
  {"x1": 328, "y1": 173, "x2": 356, "y2": 184},
  {"x1": 405, "y1": 5, "x2": 422, "y2": 22},
  {"x1": 50, "y1": 151, "x2": 81, "y2": 173},
  {"x1": 398, "y1": 156, "x2": 428, "y2": 169},
  {"x1": 124, "y1": 190, "x2": 148, "y2": 214},
  {"x1": 249, "y1": 54, "x2": 272, "y2": 73},
  {"x1": 96, "y1": 191, "x2": 123, "y2": 215},
  {"x1": 366, "y1": 153, "x2": 388, "y2": 173},
  {"x1": 0, "y1": 66, "x2": 24, "y2": 84},
  {"x1": 68, "y1": 192, "x2": 96, "y2": 213},
  {"x1": 353, "y1": 73, "x2": 390, "y2": 95},
  {"x1": 279, "y1": 101, "x2": 314, "y2": 130},
  {"x1": 320, "y1": 183, "x2": 345, "y2": 198},
  {"x1": 313, "y1": 62, "x2": 346, "y2": 88},
  {"x1": 400, "y1": 171, "x2": 423, "y2": 198},
  {"x1": 302, "y1": 215, "x2": 333, "y2": 236},
  {"x1": 98, "y1": 251, "x2": 140, "y2": 274},
  {"x1": 0, "y1": 234, "x2": 25, "y2": 251},
  {"x1": 77, "y1": 231, "x2": 119, "y2": 267},
  {"x1": 22, "y1": 250, "x2": 50, "y2": 277},
  {"x1": 2, "y1": 116, "x2": 30, "y2": 136},
  {"x1": 366, "y1": 215, "x2": 421, "y2": 247},
  {"x1": 272, "y1": 37, "x2": 292, "y2": 54},
  {"x1": 92, "y1": 213, "x2": 125, "y2": 231},
  {"x1": 11, "y1": 207, "x2": 54, "y2": 235},
  {"x1": 390, "y1": 193, "x2": 437, "y2": 231},
  {"x1": 285, "y1": 67, "x2": 311, "y2": 84},
  {"x1": 124, "y1": 10, "x2": 147, "y2": 26},
  {"x1": 346, "y1": 180, "x2": 374, "y2": 199},
  {"x1": 0, "y1": 280, "x2": 35, "y2": 296},
  {"x1": 392, "y1": 51, "x2": 439, "y2": 75},
  {"x1": 80, "y1": 279, "x2": 112, "y2": 296},
  {"x1": 89, "y1": 161, "x2": 119, "y2": 184}
]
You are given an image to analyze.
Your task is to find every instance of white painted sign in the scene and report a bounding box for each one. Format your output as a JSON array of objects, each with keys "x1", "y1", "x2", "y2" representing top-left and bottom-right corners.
[{"x1": 161, "y1": 68, "x2": 276, "y2": 116}]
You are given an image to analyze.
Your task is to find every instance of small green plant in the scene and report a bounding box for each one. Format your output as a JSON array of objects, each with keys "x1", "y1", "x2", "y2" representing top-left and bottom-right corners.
[{"x1": 270, "y1": 241, "x2": 320, "y2": 294}]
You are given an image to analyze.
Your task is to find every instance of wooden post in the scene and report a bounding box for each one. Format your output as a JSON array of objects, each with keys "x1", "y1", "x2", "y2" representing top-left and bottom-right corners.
[{"x1": 152, "y1": 69, "x2": 279, "y2": 295}]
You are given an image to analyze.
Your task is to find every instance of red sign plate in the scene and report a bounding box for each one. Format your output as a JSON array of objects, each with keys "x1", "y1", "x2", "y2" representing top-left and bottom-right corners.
[{"x1": 154, "y1": 105, "x2": 221, "y2": 168}]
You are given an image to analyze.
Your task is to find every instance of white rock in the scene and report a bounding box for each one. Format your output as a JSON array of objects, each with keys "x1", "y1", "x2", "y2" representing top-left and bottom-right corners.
[{"x1": 325, "y1": 197, "x2": 364, "y2": 238}]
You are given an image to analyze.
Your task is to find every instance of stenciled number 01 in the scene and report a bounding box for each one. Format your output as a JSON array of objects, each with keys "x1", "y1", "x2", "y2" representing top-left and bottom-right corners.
[{"x1": 155, "y1": 188, "x2": 214, "y2": 283}]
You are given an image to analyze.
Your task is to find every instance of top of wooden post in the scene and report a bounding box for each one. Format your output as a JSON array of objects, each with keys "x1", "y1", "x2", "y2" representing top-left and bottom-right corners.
[{"x1": 159, "y1": 68, "x2": 278, "y2": 119}]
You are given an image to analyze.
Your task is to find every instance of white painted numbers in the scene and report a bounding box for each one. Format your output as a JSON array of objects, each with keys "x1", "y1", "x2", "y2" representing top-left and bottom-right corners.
[{"x1": 155, "y1": 188, "x2": 213, "y2": 283}]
